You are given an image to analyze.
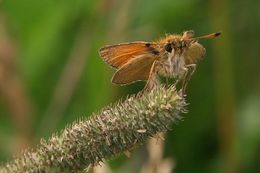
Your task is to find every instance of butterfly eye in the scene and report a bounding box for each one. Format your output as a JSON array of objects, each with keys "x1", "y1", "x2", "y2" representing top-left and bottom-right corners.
[{"x1": 164, "y1": 43, "x2": 172, "y2": 52}]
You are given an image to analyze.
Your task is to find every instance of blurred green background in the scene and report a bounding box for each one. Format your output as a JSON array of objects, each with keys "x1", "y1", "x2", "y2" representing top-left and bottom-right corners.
[{"x1": 0, "y1": 0, "x2": 260, "y2": 172}]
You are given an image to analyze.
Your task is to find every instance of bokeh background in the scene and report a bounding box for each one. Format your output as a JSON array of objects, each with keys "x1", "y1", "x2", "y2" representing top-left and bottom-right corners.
[{"x1": 0, "y1": 0, "x2": 260, "y2": 172}]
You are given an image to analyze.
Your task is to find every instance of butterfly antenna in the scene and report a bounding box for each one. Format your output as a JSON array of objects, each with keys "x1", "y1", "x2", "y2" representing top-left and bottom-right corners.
[{"x1": 189, "y1": 32, "x2": 221, "y2": 41}]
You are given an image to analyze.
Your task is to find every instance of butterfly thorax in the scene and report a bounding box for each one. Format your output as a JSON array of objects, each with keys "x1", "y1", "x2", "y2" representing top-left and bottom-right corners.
[
  {"x1": 157, "y1": 36, "x2": 191, "y2": 79},
  {"x1": 157, "y1": 49, "x2": 187, "y2": 79}
]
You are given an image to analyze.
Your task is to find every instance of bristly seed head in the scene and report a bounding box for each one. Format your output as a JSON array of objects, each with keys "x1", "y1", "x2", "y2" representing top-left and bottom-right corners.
[{"x1": 1, "y1": 86, "x2": 186, "y2": 173}]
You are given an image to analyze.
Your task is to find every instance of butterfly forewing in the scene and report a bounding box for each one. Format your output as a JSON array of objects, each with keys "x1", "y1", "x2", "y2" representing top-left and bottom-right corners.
[{"x1": 99, "y1": 42, "x2": 160, "y2": 69}]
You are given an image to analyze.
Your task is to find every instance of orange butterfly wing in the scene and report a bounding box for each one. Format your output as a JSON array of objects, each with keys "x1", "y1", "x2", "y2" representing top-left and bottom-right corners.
[
  {"x1": 99, "y1": 41, "x2": 160, "y2": 84},
  {"x1": 112, "y1": 54, "x2": 157, "y2": 84},
  {"x1": 99, "y1": 42, "x2": 159, "y2": 68}
]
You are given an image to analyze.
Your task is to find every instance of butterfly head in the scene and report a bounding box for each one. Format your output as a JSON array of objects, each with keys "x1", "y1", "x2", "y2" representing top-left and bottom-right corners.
[
  {"x1": 163, "y1": 31, "x2": 193, "y2": 54},
  {"x1": 163, "y1": 31, "x2": 221, "y2": 54}
]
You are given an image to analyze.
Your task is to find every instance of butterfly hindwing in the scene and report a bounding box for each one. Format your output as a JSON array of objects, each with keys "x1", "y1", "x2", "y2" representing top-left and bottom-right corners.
[{"x1": 112, "y1": 54, "x2": 157, "y2": 84}]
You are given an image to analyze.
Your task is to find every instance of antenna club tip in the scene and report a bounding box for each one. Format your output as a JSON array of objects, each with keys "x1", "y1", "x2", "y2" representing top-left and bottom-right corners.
[{"x1": 214, "y1": 32, "x2": 221, "y2": 37}]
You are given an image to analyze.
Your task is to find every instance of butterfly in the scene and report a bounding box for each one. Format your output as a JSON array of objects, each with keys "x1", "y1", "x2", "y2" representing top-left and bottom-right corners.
[{"x1": 99, "y1": 30, "x2": 221, "y2": 92}]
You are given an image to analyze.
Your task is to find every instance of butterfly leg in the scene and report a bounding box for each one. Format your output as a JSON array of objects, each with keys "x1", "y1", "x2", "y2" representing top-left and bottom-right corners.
[
  {"x1": 181, "y1": 64, "x2": 197, "y2": 94},
  {"x1": 144, "y1": 60, "x2": 161, "y2": 91}
]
